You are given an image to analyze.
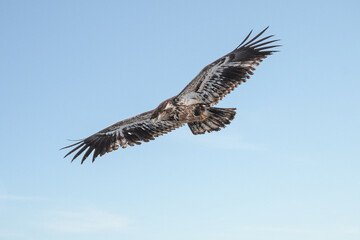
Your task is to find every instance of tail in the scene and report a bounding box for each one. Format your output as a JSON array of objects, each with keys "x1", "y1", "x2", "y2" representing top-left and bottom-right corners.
[{"x1": 188, "y1": 107, "x2": 236, "y2": 135}]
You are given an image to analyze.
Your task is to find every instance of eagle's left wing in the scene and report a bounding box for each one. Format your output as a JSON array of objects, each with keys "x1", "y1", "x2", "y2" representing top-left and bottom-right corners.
[
  {"x1": 62, "y1": 111, "x2": 184, "y2": 163},
  {"x1": 177, "y1": 27, "x2": 280, "y2": 106}
]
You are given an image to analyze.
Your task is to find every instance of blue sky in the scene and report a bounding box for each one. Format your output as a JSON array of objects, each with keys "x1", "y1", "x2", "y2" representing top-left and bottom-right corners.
[{"x1": 1, "y1": 0, "x2": 359, "y2": 239}]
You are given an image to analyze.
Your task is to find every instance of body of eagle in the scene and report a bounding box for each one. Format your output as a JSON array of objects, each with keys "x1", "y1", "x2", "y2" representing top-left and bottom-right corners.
[{"x1": 62, "y1": 27, "x2": 280, "y2": 163}]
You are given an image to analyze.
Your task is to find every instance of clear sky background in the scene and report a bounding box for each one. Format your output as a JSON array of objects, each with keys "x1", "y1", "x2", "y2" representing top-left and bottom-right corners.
[{"x1": 1, "y1": 0, "x2": 359, "y2": 239}]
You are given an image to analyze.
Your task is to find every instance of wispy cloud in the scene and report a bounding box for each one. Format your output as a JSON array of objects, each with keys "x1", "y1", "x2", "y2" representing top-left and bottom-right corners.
[
  {"x1": 233, "y1": 225, "x2": 360, "y2": 237},
  {"x1": 0, "y1": 229, "x2": 24, "y2": 239},
  {"x1": 180, "y1": 131, "x2": 267, "y2": 151},
  {"x1": 0, "y1": 194, "x2": 42, "y2": 201},
  {"x1": 236, "y1": 225, "x2": 315, "y2": 234},
  {"x1": 43, "y1": 209, "x2": 130, "y2": 233},
  {"x1": 338, "y1": 226, "x2": 360, "y2": 234}
]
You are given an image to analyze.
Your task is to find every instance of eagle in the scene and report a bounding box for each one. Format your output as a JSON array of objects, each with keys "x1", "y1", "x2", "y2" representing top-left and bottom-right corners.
[{"x1": 62, "y1": 27, "x2": 280, "y2": 163}]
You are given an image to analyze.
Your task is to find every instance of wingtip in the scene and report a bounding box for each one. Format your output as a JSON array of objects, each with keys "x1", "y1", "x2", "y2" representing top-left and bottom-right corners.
[
  {"x1": 81, "y1": 154, "x2": 90, "y2": 164},
  {"x1": 236, "y1": 29, "x2": 253, "y2": 49},
  {"x1": 64, "y1": 152, "x2": 73, "y2": 159},
  {"x1": 60, "y1": 139, "x2": 84, "y2": 150}
]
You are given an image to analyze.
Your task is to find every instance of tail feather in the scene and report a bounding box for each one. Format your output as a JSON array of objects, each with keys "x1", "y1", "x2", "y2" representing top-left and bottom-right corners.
[{"x1": 188, "y1": 107, "x2": 236, "y2": 135}]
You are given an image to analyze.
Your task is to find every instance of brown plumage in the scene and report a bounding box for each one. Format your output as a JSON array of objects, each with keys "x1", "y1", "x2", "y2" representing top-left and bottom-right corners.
[{"x1": 62, "y1": 27, "x2": 280, "y2": 163}]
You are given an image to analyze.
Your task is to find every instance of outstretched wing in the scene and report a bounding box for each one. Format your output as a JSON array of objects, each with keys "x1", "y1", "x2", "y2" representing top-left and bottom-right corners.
[
  {"x1": 177, "y1": 27, "x2": 280, "y2": 106},
  {"x1": 61, "y1": 111, "x2": 184, "y2": 163}
]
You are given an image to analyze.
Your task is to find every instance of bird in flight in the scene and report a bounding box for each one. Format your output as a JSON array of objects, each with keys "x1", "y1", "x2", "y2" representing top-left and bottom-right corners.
[{"x1": 62, "y1": 27, "x2": 280, "y2": 163}]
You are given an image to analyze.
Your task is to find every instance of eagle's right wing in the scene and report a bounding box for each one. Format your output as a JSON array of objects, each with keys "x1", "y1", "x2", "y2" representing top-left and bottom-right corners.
[
  {"x1": 61, "y1": 111, "x2": 184, "y2": 163},
  {"x1": 177, "y1": 27, "x2": 280, "y2": 106}
]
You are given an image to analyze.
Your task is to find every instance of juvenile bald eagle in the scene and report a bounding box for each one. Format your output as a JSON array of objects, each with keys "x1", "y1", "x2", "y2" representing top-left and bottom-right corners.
[{"x1": 62, "y1": 27, "x2": 280, "y2": 163}]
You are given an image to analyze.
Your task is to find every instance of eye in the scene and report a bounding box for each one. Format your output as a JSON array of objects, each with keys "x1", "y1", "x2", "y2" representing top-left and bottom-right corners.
[{"x1": 174, "y1": 97, "x2": 179, "y2": 103}]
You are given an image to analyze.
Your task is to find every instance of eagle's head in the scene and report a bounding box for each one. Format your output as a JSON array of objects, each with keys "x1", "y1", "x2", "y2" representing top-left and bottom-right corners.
[{"x1": 150, "y1": 97, "x2": 177, "y2": 123}]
